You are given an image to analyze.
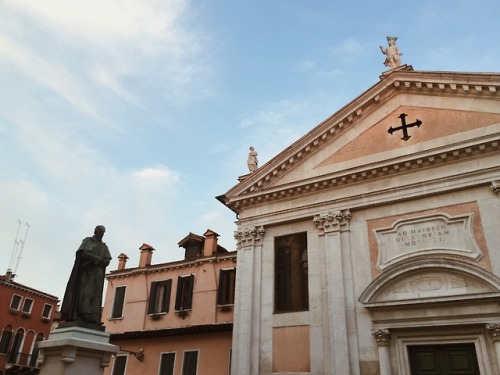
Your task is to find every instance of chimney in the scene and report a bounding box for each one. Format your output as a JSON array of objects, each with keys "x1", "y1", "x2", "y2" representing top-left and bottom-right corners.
[
  {"x1": 203, "y1": 230, "x2": 219, "y2": 257},
  {"x1": 5, "y1": 269, "x2": 13, "y2": 282},
  {"x1": 117, "y1": 253, "x2": 129, "y2": 271},
  {"x1": 139, "y1": 243, "x2": 155, "y2": 267}
]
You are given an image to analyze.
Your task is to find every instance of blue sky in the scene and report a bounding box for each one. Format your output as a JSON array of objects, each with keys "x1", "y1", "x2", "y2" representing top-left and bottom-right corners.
[{"x1": 1, "y1": 0, "x2": 498, "y2": 299}]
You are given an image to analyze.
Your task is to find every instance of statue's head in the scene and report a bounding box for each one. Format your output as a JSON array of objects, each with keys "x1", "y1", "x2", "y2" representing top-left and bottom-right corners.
[
  {"x1": 386, "y1": 36, "x2": 398, "y2": 45},
  {"x1": 94, "y1": 225, "x2": 106, "y2": 238}
]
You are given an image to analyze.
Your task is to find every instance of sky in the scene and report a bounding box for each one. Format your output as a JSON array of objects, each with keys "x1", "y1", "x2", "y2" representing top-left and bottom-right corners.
[{"x1": 1, "y1": 0, "x2": 499, "y2": 300}]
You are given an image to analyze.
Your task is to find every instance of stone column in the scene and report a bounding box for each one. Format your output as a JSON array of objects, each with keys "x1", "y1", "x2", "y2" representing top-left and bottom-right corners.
[
  {"x1": 372, "y1": 329, "x2": 393, "y2": 375},
  {"x1": 314, "y1": 209, "x2": 353, "y2": 375},
  {"x1": 37, "y1": 326, "x2": 118, "y2": 375},
  {"x1": 231, "y1": 226, "x2": 265, "y2": 375},
  {"x1": 486, "y1": 323, "x2": 500, "y2": 372}
]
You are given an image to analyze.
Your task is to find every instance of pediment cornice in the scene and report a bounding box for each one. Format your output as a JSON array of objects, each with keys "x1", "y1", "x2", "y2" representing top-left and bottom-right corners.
[
  {"x1": 222, "y1": 133, "x2": 500, "y2": 213},
  {"x1": 219, "y1": 69, "x2": 500, "y2": 213}
]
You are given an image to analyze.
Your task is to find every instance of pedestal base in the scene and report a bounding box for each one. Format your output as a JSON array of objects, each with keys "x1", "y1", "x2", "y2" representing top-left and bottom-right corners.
[{"x1": 37, "y1": 326, "x2": 119, "y2": 375}]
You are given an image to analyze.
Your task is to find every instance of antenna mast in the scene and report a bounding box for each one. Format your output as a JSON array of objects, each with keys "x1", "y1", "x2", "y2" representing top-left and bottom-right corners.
[{"x1": 7, "y1": 220, "x2": 30, "y2": 280}]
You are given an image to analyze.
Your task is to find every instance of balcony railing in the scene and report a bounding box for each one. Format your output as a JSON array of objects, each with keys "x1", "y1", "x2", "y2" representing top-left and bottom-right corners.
[{"x1": 6, "y1": 351, "x2": 40, "y2": 370}]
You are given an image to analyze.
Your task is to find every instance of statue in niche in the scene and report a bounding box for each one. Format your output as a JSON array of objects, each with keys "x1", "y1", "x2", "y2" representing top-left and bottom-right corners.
[
  {"x1": 379, "y1": 36, "x2": 402, "y2": 69},
  {"x1": 247, "y1": 146, "x2": 258, "y2": 172},
  {"x1": 60, "y1": 225, "x2": 112, "y2": 327}
]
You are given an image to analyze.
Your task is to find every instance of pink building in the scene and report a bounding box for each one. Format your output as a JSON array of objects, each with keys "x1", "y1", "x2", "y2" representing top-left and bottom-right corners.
[
  {"x1": 102, "y1": 229, "x2": 236, "y2": 375},
  {"x1": 0, "y1": 272, "x2": 58, "y2": 374}
]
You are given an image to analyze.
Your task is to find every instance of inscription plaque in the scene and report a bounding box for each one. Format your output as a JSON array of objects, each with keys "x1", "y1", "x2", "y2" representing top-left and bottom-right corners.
[{"x1": 375, "y1": 213, "x2": 481, "y2": 271}]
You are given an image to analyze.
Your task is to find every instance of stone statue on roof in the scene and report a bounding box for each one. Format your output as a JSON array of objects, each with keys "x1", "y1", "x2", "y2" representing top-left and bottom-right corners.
[
  {"x1": 379, "y1": 36, "x2": 402, "y2": 70},
  {"x1": 247, "y1": 146, "x2": 258, "y2": 172}
]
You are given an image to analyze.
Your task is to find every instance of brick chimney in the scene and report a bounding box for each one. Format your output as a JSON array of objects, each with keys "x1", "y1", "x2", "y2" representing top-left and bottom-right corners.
[
  {"x1": 203, "y1": 230, "x2": 219, "y2": 257},
  {"x1": 117, "y1": 253, "x2": 129, "y2": 271},
  {"x1": 139, "y1": 243, "x2": 155, "y2": 267}
]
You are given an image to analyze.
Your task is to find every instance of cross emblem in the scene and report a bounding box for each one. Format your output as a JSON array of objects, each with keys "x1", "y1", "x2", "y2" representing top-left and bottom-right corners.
[{"x1": 388, "y1": 113, "x2": 422, "y2": 141}]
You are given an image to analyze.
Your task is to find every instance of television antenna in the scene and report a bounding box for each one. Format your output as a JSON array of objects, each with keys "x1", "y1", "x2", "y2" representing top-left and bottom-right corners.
[{"x1": 6, "y1": 220, "x2": 30, "y2": 280}]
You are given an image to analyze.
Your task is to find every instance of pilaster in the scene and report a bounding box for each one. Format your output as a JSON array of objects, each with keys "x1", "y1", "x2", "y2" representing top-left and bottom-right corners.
[
  {"x1": 231, "y1": 226, "x2": 265, "y2": 375},
  {"x1": 372, "y1": 329, "x2": 393, "y2": 375},
  {"x1": 313, "y1": 209, "x2": 353, "y2": 374}
]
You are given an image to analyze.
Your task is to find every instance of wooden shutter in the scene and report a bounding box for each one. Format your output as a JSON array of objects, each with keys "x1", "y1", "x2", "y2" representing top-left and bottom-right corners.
[
  {"x1": 112, "y1": 286, "x2": 126, "y2": 318},
  {"x1": 217, "y1": 269, "x2": 226, "y2": 305},
  {"x1": 147, "y1": 282, "x2": 158, "y2": 314},
  {"x1": 162, "y1": 279, "x2": 172, "y2": 312}
]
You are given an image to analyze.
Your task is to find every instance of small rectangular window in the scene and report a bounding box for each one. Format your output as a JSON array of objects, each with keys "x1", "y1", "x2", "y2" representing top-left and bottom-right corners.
[
  {"x1": 217, "y1": 269, "x2": 236, "y2": 306},
  {"x1": 111, "y1": 355, "x2": 128, "y2": 375},
  {"x1": 10, "y1": 295, "x2": 22, "y2": 310},
  {"x1": 111, "y1": 286, "x2": 126, "y2": 319},
  {"x1": 148, "y1": 280, "x2": 172, "y2": 315},
  {"x1": 42, "y1": 304, "x2": 53, "y2": 319},
  {"x1": 175, "y1": 275, "x2": 194, "y2": 311},
  {"x1": 22, "y1": 298, "x2": 34, "y2": 314},
  {"x1": 182, "y1": 351, "x2": 198, "y2": 375},
  {"x1": 159, "y1": 352, "x2": 176, "y2": 375}
]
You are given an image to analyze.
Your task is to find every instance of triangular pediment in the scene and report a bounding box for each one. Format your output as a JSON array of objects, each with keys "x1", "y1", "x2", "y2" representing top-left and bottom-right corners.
[{"x1": 219, "y1": 69, "x2": 500, "y2": 214}]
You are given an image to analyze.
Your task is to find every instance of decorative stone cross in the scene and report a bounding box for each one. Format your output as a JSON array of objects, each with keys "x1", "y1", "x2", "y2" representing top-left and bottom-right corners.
[{"x1": 388, "y1": 113, "x2": 422, "y2": 141}]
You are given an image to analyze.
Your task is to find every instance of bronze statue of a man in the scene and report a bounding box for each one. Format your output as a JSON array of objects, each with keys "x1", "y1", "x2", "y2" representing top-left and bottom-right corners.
[{"x1": 61, "y1": 225, "x2": 112, "y2": 326}]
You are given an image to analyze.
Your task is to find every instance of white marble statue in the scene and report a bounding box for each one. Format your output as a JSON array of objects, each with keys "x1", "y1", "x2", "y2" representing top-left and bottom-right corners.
[{"x1": 379, "y1": 36, "x2": 402, "y2": 69}]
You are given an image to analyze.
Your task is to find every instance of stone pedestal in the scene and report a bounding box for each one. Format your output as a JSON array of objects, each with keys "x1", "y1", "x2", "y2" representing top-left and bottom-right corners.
[{"x1": 37, "y1": 326, "x2": 118, "y2": 375}]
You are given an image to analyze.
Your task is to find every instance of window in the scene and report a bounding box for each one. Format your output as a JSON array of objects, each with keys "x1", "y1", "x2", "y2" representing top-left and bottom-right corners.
[
  {"x1": 217, "y1": 269, "x2": 236, "y2": 306},
  {"x1": 8, "y1": 328, "x2": 24, "y2": 364},
  {"x1": 42, "y1": 304, "x2": 53, "y2": 319},
  {"x1": 274, "y1": 232, "x2": 309, "y2": 313},
  {"x1": 0, "y1": 325, "x2": 13, "y2": 354},
  {"x1": 175, "y1": 275, "x2": 194, "y2": 311},
  {"x1": 29, "y1": 333, "x2": 44, "y2": 367},
  {"x1": 148, "y1": 280, "x2": 172, "y2": 315},
  {"x1": 10, "y1": 295, "x2": 22, "y2": 310},
  {"x1": 111, "y1": 355, "x2": 128, "y2": 375},
  {"x1": 111, "y1": 286, "x2": 126, "y2": 319},
  {"x1": 182, "y1": 351, "x2": 198, "y2": 375},
  {"x1": 159, "y1": 352, "x2": 176, "y2": 375},
  {"x1": 22, "y1": 298, "x2": 34, "y2": 314}
]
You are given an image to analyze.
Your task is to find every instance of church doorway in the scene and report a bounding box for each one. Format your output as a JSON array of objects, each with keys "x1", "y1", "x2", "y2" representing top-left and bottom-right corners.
[{"x1": 408, "y1": 343, "x2": 480, "y2": 375}]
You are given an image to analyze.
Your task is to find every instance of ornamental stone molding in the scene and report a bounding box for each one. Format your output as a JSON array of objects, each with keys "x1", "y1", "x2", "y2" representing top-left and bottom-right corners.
[
  {"x1": 492, "y1": 180, "x2": 500, "y2": 194},
  {"x1": 234, "y1": 226, "x2": 265, "y2": 249},
  {"x1": 313, "y1": 209, "x2": 351, "y2": 234},
  {"x1": 486, "y1": 323, "x2": 500, "y2": 341},
  {"x1": 372, "y1": 329, "x2": 391, "y2": 346}
]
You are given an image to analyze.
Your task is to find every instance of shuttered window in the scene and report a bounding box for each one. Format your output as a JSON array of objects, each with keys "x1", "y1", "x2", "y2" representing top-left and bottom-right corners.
[
  {"x1": 148, "y1": 280, "x2": 172, "y2": 315},
  {"x1": 111, "y1": 286, "x2": 126, "y2": 319},
  {"x1": 112, "y1": 355, "x2": 127, "y2": 375},
  {"x1": 217, "y1": 269, "x2": 236, "y2": 306},
  {"x1": 159, "y1": 352, "x2": 176, "y2": 375},
  {"x1": 175, "y1": 275, "x2": 194, "y2": 311},
  {"x1": 182, "y1": 351, "x2": 198, "y2": 375}
]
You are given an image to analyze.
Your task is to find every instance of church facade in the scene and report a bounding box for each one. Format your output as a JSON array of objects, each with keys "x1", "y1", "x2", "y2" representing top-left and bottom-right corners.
[{"x1": 218, "y1": 66, "x2": 500, "y2": 375}]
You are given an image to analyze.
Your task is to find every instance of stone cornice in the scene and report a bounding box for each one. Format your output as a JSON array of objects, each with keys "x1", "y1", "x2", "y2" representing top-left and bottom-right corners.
[
  {"x1": 226, "y1": 136, "x2": 500, "y2": 212},
  {"x1": 227, "y1": 69, "x2": 500, "y2": 202}
]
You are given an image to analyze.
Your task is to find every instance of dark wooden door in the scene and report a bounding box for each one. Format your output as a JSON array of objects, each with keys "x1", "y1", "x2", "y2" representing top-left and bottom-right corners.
[{"x1": 408, "y1": 344, "x2": 480, "y2": 375}]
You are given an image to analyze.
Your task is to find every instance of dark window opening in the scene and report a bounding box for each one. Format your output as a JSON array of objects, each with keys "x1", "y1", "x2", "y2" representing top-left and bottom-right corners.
[
  {"x1": 111, "y1": 286, "x2": 126, "y2": 319},
  {"x1": 148, "y1": 280, "x2": 172, "y2": 315},
  {"x1": 217, "y1": 269, "x2": 236, "y2": 306},
  {"x1": 175, "y1": 275, "x2": 194, "y2": 311},
  {"x1": 182, "y1": 351, "x2": 198, "y2": 375},
  {"x1": 159, "y1": 352, "x2": 176, "y2": 375},
  {"x1": 274, "y1": 232, "x2": 309, "y2": 313}
]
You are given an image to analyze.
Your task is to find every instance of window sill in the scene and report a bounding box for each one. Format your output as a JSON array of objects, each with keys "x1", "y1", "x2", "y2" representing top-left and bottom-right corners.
[
  {"x1": 41, "y1": 317, "x2": 51, "y2": 323},
  {"x1": 217, "y1": 305, "x2": 233, "y2": 312},
  {"x1": 8, "y1": 309, "x2": 20, "y2": 315},
  {"x1": 175, "y1": 309, "x2": 190, "y2": 319},
  {"x1": 21, "y1": 312, "x2": 32, "y2": 318},
  {"x1": 148, "y1": 313, "x2": 166, "y2": 320},
  {"x1": 108, "y1": 316, "x2": 124, "y2": 321}
]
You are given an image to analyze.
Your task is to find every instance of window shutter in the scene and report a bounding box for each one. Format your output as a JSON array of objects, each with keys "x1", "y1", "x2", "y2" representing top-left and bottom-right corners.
[
  {"x1": 217, "y1": 269, "x2": 225, "y2": 305},
  {"x1": 112, "y1": 286, "x2": 126, "y2": 318},
  {"x1": 175, "y1": 276, "x2": 183, "y2": 310},
  {"x1": 184, "y1": 275, "x2": 194, "y2": 309},
  {"x1": 162, "y1": 279, "x2": 172, "y2": 312},
  {"x1": 148, "y1": 282, "x2": 158, "y2": 314}
]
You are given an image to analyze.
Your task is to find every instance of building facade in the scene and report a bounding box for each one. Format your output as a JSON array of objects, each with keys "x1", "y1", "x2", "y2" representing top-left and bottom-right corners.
[
  {"x1": 102, "y1": 230, "x2": 236, "y2": 375},
  {"x1": 0, "y1": 273, "x2": 58, "y2": 374},
  {"x1": 218, "y1": 67, "x2": 500, "y2": 374}
]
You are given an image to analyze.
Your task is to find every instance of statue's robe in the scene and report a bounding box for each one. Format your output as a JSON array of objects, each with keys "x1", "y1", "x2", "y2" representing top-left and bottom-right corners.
[{"x1": 60, "y1": 236, "x2": 112, "y2": 324}]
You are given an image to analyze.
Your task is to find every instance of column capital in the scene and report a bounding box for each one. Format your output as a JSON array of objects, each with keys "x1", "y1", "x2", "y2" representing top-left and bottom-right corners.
[
  {"x1": 234, "y1": 226, "x2": 265, "y2": 249},
  {"x1": 372, "y1": 329, "x2": 391, "y2": 346},
  {"x1": 486, "y1": 323, "x2": 500, "y2": 341},
  {"x1": 313, "y1": 209, "x2": 351, "y2": 234}
]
